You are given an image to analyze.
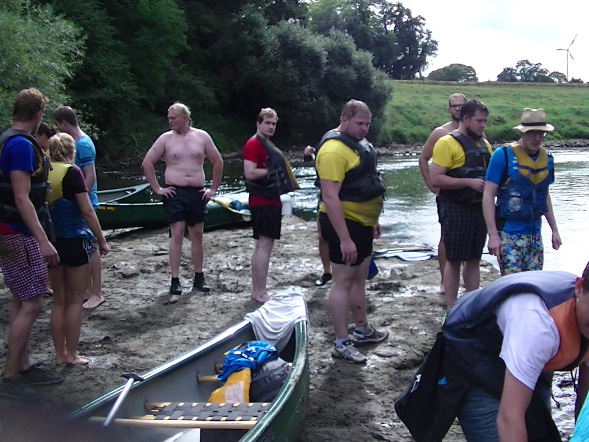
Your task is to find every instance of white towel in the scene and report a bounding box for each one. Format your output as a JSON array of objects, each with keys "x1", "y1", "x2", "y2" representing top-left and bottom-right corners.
[{"x1": 245, "y1": 288, "x2": 308, "y2": 352}]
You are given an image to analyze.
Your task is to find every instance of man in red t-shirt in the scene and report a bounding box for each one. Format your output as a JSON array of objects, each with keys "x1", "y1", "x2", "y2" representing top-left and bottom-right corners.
[{"x1": 243, "y1": 108, "x2": 284, "y2": 303}]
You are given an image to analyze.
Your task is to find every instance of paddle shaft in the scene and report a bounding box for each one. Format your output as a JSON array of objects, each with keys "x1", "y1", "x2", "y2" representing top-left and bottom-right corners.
[{"x1": 103, "y1": 373, "x2": 145, "y2": 427}]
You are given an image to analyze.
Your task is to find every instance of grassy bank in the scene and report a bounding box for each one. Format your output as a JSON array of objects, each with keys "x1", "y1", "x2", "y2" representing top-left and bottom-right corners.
[{"x1": 379, "y1": 80, "x2": 589, "y2": 145}]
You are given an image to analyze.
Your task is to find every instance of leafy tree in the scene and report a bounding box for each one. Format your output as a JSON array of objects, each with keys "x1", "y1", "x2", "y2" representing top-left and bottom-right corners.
[
  {"x1": 497, "y1": 67, "x2": 518, "y2": 82},
  {"x1": 428, "y1": 64, "x2": 478, "y2": 82},
  {"x1": 308, "y1": 0, "x2": 437, "y2": 79},
  {"x1": 570, "y1": 77, "x2": 585, "y2": 84},
  {"x1": 497, "y1": 60, "x2": 553, "y2": 83},
  {"x1": 549, "y1": 72, "x2": 568, "y2": 84},
  {"x1": 0, "y1": 0, "x2": 84, "y2": 128}
]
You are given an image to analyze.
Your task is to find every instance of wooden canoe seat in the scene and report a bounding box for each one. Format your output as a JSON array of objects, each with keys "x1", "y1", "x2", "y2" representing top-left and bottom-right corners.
[{"x1": 91, "y1": 402, "x2": 270, "y2": 429}]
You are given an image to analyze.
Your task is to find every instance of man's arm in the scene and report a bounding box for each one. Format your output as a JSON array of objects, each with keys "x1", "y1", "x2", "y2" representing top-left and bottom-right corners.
[
  {"x1": 203, "y1": 133, "x2": 224, "y2": 200},
  {"x1": 243, "y1": 159, "x2": 268, "y2": 181},
  {"x1": 142, "y1": 136, "x2": 174, "y2": 198},
  {"x1": 544, "y1": 192, "x2": 562, "y2": 250},
  {"x1": 430, "y1": 163, "x2": 486, "y2": 193},
  {"x1": 11, "y1": 170, "x2": 59, "y2": 267},
  {"x1": 320, "y1": 179, "x2": 357, "y2": 265},
  {"x1": 81, "y1": 164, "x2": 96, "y2": 192},
  {"x1": 497, "y1": 369, "x2": 534, "y2": 442},
  {"x1": 482, "y1": 180, "x2": 501, "y2": 257},
  {"x1": 419, "y1": 128, "x2": 444, "y2": 194}
]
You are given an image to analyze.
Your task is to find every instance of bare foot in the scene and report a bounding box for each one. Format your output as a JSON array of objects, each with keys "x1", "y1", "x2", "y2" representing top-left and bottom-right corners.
[
  {"x1": 83, "y1": 295, "x2": 105, "y2": 309},
  {"x1": 437, "y1": 286, "x2": 445, "y2": 295},
  {"x1": 251, "y1": 293, "x2": 272, "y2": 303},
  {"x1": 66, "y1": 356, "x2": 89, "y2": 366}
]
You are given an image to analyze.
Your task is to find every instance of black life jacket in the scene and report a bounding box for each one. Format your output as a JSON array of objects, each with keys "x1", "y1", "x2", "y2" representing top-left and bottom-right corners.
[
  {"x1": 0, "y1": 129, "x2": 50, "y2": 223},
  {"x1": 315, "y1": 130, "x2": 386, "y2": 202},
  {"x1": 439, "y1": 131, "x2": 490, "y2": 204},
  {"x1": 244, "y1": 135, "x2": 299, "y2": 199}
]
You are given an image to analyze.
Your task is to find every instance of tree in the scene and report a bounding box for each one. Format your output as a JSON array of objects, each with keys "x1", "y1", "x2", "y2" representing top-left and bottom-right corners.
[
  {"x1": 308, "y1": 0, "x2": 437, "y2": 79},
  {"x1": 549, "y1": 71, "x2": 568, "y2": 84},
  {"x1": 0, "y1": 0, "x2": 84, "y2": 128},
  {"x1": 496, "y1": 60, "x2": 553, "y2": 83},
  {"x1": 428, "y1": 64, "x2": 478, "y2": 82}
]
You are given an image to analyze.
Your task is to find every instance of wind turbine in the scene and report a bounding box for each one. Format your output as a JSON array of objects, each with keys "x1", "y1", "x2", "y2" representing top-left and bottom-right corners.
[{"x1": 557, "y1": 34, "x2": 577, "y2": 80}]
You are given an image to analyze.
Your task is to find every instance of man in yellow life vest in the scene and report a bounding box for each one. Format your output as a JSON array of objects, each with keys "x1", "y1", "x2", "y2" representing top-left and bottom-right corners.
[{"x1": 482, "y1": 108, "x2": 562, "y2": 275}]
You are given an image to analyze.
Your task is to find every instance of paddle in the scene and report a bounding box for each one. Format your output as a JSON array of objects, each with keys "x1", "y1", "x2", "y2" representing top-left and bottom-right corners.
[
  {"x1": 103, "y1": 372, "x2": 145, "y2": 427},
  {"x1": 211, "y1": 197, "x2": 252, "y2": 222},
  {"x1": 373, "y1": 247, "x2": 436, "y2": 261}
]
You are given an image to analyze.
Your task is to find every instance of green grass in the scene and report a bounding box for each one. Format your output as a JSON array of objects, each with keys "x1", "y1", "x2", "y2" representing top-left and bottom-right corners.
[{"x1": 378, "y1": 80, "x2": 589, "y2": 145}]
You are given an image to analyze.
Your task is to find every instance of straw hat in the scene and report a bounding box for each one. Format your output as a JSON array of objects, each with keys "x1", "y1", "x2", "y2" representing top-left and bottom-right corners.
[{"x1": 513, "y1": 108, "x2": 554, "y2": 133}]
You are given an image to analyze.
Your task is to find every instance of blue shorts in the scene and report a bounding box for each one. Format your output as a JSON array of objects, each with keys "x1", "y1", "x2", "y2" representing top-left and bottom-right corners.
[{"x1": 162, "y1": 186, "x2": 207, "y2": 226}]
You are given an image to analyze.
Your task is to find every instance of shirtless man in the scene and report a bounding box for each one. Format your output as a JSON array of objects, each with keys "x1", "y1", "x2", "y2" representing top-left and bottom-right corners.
[
  {"x1": 418, "y1": 93, "x2": 467, "y2": 294},
  {"x1": 142, "y1": 102, "x2": 223, "y2": 303}
]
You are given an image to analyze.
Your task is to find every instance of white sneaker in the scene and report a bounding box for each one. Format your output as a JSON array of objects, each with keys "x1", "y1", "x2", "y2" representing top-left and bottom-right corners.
[{"x1": 332, "y1": 340, "x2": 367, "y2": 364}]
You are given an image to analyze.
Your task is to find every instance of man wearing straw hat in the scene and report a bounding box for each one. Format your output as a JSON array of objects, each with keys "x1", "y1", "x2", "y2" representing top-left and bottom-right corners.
[{"x1": 483, "y1": 108, "x2": 561, "y2": 275}]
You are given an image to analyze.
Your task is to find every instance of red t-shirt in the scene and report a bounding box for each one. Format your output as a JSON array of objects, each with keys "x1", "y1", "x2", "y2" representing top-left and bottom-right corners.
[{"x1": 242, "y1": 136, "x2": 281, "y2": 208}]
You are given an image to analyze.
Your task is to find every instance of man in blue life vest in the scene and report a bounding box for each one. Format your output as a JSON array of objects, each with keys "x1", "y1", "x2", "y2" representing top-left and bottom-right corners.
[
  {"x1": 439, "y1": 264, "x2": 589, "y2": 441},
  {"x1": 430, "y1": 100, "x2": 493, "y2": 308},
  {"x1": 315, "y1": 99, "x2": 388, "y2": 364},
  {"x1": 483, "y1": 108, "x2": 562, "y2": 275}
]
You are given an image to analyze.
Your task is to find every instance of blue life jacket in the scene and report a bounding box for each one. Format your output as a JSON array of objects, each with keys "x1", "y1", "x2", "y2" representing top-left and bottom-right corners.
[
  {"x1": 439, "y1": 131, "x2": 490, "y2": 204},
  {"x1": 315, "y1": 130, "x2": 386, "y2": 202},
  {"x1": 48, "y1": 162, "x2": 94, "y2": 239},
  {"x1": 495, "y1": 143, "x2": 553, "y2": 224},
  {"x1": 0, "y1": 130, "x2": 50, "y2": 223}
]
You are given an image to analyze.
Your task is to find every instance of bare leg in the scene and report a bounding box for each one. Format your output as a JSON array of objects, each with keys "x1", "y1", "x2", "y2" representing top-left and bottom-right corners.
[
  {"x1": 83, "y1": 250, "x2": 104, "y2": 309},
  {"x1": 63, "y1": 265, "x2": 90, "y2": 365},
  {"x1": 462, "y1": 259, "x2": 481, "y2": 293},
  {"x1": 49, "y1": 266, "x2": 68, "y2": 364},
  {"x1": 317, "y1": 219, "x2": 331, "y2": 275},
  {"x1": 251, "y1": 235, "x2": 274, "y2": 303},
  {"x1": 437, "y1": 231, "x2": 447, "y2": 294},
  {"x1": 187, "y1": 222, "x2": 205, "y2": 273},
  {"x1": 3, "y1": 296, "x2": 43, "y2": 378},
  {"x1": 443, "y1": 260, "x2": 461, "y2": 309},
  {"x1": 168, "y1": 221, "x2": 186, "y2": 279},
  {"x1": 349, "y1": 258, "x2": 371, "y2": 329},
  {"x1": 329, "y1": 262, "x2": 357, "y2": 339}
]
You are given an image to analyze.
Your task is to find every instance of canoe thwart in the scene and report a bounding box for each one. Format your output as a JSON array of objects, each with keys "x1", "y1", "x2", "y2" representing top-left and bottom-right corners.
[
  {"x1": 196, "y1": 374, "x2": 221, "y2": 383},
  {"x1": 90, "y1": 402, "x2": 270, "y2": 429}
]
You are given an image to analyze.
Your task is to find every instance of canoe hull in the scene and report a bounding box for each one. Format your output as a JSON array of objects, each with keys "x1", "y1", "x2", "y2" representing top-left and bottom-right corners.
[
  {"x1": 97, "y1": 191, "x2": 293, "y2": 231},
  {"x1": 72, "y1": 315, "x2": 308, "y2": 441}
]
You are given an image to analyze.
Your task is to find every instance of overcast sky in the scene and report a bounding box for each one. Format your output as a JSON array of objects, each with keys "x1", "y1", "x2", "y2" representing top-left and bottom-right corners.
[{"x1": 402, "y1": 0, "x2": 586, "y2": 82}]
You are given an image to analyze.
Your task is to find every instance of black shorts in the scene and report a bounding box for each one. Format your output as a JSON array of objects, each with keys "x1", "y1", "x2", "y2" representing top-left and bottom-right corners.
[
  {"x1": 318, "y1": 213, "x2": 373, "y2": 266},
  {"x1": 439, "y1": 199, "x2": 487, "y2": 261},
  {"x1": 251, "y1": 205, "x2": 282, "y2": 240},
  {"x1": 162, "y1": 186, "x2": 207, "y2": 226},
  {"x1": 54, "y1": 238, "x2": 93, "y2": 267}
]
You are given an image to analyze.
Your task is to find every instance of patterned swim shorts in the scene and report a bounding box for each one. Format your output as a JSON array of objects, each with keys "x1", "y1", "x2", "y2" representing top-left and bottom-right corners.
[
  {"x1": 499, "y1": 231, "x2": 543, "y2": 275},
  {"x1": 0, "y1": 233, "x2": 48, "y2": 301}
]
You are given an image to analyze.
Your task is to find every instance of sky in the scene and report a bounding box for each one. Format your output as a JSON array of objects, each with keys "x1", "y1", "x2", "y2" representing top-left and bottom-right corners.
[{"x1": 402, "y1": 0, "x2": 587, "y2": 82}]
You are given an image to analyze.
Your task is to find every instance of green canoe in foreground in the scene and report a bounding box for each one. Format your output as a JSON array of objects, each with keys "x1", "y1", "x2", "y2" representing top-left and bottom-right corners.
[{"x1": 71, "y1": 293, "x2": 309, "y2": 442}]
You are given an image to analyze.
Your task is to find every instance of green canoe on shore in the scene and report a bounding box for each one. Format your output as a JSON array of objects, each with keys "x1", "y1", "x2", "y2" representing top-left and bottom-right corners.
[{"x1": 96, "y1": 184, "x2": 293, "y2": 231}]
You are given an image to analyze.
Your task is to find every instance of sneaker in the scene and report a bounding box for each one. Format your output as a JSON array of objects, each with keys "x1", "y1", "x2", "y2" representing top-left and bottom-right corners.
[
  {"x1": 0, "y1": 377, "x2": 40, "y2": 400},
  {"x1": 19, "y1": 365, "x2": 63, "y2": 386},
  {"x1": 331, "y1": 340, "x2": 367, "y2": 364},
  {"x1": 351, "y1": 325, "x2": 389, "y2": 346},
  {"x1": 170, "y1": 279, "x2": 182, "y2": 295},
  {"x1": 315, "y1": 273, "x2": 332, "y2": 286},
  {"x1": 193, "y1": 276, "x2": 210, "y2": 293}
]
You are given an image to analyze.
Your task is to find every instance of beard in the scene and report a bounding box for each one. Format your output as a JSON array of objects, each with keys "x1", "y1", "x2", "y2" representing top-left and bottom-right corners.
[
  {"x1": 466, "y1": 127, "x2": 482, "y2": 141},
  {"x1": 452, "y1": 115, "x2": 460, "y2": 123}
]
